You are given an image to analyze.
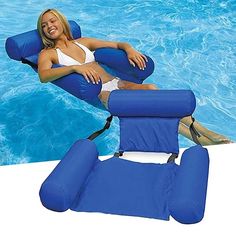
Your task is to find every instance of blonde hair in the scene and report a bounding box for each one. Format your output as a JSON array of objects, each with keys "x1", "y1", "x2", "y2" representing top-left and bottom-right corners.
[{"x1": 37, "y1": 9, "x2": 74, "y2": 49}]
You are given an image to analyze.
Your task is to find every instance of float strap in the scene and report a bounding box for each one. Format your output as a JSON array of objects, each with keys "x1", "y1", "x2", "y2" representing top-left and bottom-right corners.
[
  {"x1": 189, "y1": 117, "x2": 201, "y2": 145},
  {"x1": 87, "y1": 115, "x2": 113, "y2": 140}
]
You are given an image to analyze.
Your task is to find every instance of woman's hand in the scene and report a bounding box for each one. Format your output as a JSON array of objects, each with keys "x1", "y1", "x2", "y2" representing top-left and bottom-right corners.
[
  {"x1": 73, "y1": 63, "x2": 101, "y2": 84},
  {"x1": 126, "y1": 47, "x2": 148, "y2": 70}
]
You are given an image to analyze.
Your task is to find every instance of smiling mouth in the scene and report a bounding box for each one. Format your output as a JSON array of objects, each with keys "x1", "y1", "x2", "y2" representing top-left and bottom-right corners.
[{"x1": 48, "y1": 28, "x2": 57, "y2": 35}]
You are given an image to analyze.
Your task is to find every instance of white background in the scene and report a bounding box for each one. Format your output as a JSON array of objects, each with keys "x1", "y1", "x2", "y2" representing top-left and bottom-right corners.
[{"x1": 0, "y1": 143, "x2": 236, "y2": 236}]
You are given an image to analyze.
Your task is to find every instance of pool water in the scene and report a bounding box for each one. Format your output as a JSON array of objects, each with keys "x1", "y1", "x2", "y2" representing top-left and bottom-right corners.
[{"x1": 0, "y1": 0, "x2": 235, "y2": 165}]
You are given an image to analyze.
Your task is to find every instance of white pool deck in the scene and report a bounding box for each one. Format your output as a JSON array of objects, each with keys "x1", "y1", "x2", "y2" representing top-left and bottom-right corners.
[{"x1": 0, "y1": 143, "x2": 236, "y2": 236}]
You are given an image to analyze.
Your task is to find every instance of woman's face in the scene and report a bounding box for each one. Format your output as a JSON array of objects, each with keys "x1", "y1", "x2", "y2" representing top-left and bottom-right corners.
[{"x1": 41, "y1": 12, "x2": 64, "y2": 40}]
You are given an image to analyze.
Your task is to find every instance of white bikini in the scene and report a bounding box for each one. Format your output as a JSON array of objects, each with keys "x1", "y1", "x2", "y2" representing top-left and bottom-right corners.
[{"x1": 56, "y1": 41, "x2": 119, "y2": 91}]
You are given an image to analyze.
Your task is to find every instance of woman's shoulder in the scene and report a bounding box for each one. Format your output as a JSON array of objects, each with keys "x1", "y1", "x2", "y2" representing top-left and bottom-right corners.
[
  {"x1": 73, "y1": 37, "x2": 93, "y2": 47},
  {"x1": 39, "y1": 48, "x2": 56, "y2": 58},
  {"x1": 38, "y1": 48, "x2": 58, "y2": 65},
  {"x1": 40, "y1": 47, "x2": 56, "y2": 54},
  {"x1": 73, "y1": 37, "x2": 89, "y2": 42}
]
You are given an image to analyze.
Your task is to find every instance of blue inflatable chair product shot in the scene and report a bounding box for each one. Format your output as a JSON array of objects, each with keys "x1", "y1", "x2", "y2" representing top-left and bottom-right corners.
[{"x1": 6, "y1": 21, "x2": 210, "y2": 224}]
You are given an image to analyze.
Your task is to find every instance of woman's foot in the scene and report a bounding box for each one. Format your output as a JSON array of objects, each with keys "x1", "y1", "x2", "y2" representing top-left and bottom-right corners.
[{"x1": 202, "y1": 132, "x2": 233, "y2": 144}]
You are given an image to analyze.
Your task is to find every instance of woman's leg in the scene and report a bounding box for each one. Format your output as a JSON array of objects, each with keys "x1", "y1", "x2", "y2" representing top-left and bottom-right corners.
[
  {"x1": 180, "y1": 116, "x2": 231, "y2": 144},
  {"x1": 98, "y1": 91, "x2": 110, "y2": 108},
  {"x1": 178, "y1": 122, "x2": 215, "y2": 145},
  {"x1": 118, "y1": 80, "x2": 158, "y2": 90}
]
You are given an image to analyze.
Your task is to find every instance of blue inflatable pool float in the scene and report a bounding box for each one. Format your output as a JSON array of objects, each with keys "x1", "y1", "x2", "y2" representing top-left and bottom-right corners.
[
  {"x1": 38, "y1": 90, "x2": 209, "y2": 224},
  {"x1": 5, "y1": 20, "x2": 154, "y2": 109},
  {"x1": 6, "y1": 22, "x2": 210, "y2": 224}
]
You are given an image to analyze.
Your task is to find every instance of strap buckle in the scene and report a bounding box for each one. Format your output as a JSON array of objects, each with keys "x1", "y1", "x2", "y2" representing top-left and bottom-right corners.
[
  {"x1": 114, "y1": 151, "x2": 124, "y2": 158},
  {"x1": 167, "y1": 153, "x2": 178, "y2": 163}
]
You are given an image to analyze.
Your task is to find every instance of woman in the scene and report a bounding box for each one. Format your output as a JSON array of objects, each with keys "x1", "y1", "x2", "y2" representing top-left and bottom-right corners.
[{"x1": 37, "y1": 9, "x2": 231, "y2": 145}]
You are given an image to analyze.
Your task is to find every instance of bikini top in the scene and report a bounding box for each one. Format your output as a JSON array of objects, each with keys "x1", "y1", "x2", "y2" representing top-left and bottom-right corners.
[{"x1": 56, "y1": 41, "x2": 95, "y2": 66}]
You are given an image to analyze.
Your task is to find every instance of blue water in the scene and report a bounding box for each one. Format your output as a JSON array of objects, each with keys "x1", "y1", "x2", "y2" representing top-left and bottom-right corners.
[{"x1": 0, "y1": 0, "x2": 235, "y2": 165}]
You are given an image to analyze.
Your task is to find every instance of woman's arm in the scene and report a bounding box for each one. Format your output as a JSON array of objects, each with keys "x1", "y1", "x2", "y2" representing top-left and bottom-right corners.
[
  {"x1": 79, "y1": 37, "x2": 148, "y2": 70},
  {"x1": 38, "y1": 49, "x2": 101, "y2": 84}
]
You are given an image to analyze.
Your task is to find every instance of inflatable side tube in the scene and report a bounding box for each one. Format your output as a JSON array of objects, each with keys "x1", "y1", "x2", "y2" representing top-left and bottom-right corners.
[
  {"x1": 18, "y1": 57, "x2": 103, "y2": 106},
  {"x1": 39, "y1": 139, "x2": 98, "y2": 212},
  {"x1": 51, "y1": 64, "x2": 102, "y2": 101},
  {"x1": 94, "y1": 48, "x2": 154, "y2": 81},
  {"x1": 169, "y1": 145, "x2": 209, "y2": 224},
  {"x1": 108, "y1": 90, "x2": 196, "y2": 118}
]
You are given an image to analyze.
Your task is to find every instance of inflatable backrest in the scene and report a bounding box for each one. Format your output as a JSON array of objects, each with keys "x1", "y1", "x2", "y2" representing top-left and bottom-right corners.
[{"x1": 108, "y1": 90, "x2": 196, "y2": 154}]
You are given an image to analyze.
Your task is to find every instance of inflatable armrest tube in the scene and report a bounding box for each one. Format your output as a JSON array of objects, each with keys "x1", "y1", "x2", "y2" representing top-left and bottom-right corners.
[
  {"x1": 94, "y1": 48, "x2": 154, "y2": 82},
  {"x1": 39, "y1": 139, "x2": 98, "y2": 212},
  {"x1": 169, "y1": 145, "x2": 209, "y2": 224},
  {"x1": 108, "y1": 90, "x2": 196, "y2": 117}
]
